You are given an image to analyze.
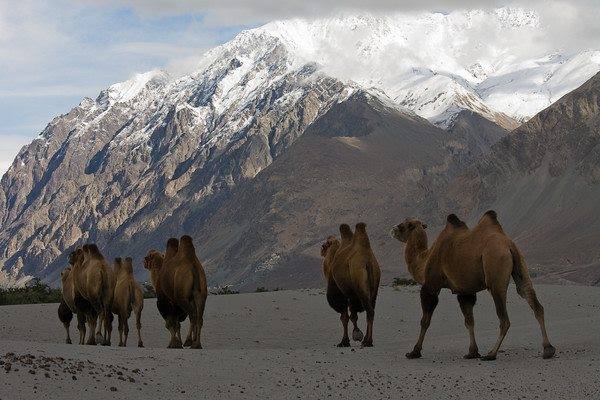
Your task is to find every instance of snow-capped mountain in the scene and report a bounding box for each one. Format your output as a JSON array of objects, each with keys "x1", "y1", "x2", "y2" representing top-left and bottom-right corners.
[{"x1": 0, "y1": 7, "x2": 599, "y2": 286}]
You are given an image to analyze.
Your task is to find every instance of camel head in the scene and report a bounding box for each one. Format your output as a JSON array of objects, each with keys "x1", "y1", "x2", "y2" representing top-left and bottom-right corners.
[
  {"x1": 390, "y1": 218, "x2": 427, "y2": 243},
  {"x1": 320, "y1": 235, "x2": 339, "y2": 257},
  {"x1": 144, "y1": 250, "x2": 164, "y2": 272}
]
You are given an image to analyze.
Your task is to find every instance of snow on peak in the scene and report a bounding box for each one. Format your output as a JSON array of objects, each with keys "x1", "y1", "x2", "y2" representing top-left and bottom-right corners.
[{"x1": 106, "y1": 70, "x2": 171, "y2": 104}]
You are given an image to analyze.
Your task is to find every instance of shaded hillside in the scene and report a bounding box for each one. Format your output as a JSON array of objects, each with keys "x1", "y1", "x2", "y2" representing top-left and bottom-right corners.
[{"x1": 437, "y1": 72, "x2": 600, "y2": 285}]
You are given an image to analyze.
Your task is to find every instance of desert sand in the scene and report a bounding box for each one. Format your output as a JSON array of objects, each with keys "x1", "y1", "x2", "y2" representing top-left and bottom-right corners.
[{"x1": 0, "y1": 284, "x2": 598, "y2": 399}]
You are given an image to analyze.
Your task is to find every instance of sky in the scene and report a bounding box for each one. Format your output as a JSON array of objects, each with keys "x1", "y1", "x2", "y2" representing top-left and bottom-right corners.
[{"x1": 1, "y1": 0, "x2": 599, "y2": 175}]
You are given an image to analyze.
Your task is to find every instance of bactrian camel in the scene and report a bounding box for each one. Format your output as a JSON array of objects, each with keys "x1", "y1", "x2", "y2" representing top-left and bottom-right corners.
[
  {"x1": 321, "y1": 223, "x2": 381, "y2": 347},
  {"x1": 390, "y1": 211, "x2": 555, "y2": 360}
]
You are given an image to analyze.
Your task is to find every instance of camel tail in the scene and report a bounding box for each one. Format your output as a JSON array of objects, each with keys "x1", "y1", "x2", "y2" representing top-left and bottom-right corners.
[{"x1": 510, "y1": 244, "x2": 534, "y2": 298}]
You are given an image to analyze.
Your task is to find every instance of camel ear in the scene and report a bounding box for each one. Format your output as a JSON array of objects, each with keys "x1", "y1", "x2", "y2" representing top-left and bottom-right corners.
[{"x1": 422, "y1": 223, "x2": 427, "y2": 229}]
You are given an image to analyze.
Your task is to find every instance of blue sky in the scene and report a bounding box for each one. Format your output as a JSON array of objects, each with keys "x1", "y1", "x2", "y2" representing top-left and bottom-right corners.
[{"x1": 0, "y1": 1, "x2": 253, "y2": 174}]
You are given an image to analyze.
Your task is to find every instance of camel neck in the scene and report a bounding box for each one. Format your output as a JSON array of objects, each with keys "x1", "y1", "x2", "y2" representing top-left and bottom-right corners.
[{"x1": 404, "y1": 228, "x2": 429, "y2": 285}]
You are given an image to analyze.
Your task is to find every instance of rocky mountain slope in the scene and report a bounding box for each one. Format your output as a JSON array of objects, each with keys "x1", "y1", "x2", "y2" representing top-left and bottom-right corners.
[
  {"x1": 433, "y1": 71, "x2": 600, "y2": 285},
  {"x1": 1, "y1": 7, "x2": 599, "y2": 287}
]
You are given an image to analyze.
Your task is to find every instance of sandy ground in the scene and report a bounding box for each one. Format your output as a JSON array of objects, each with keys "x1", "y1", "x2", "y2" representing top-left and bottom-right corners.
[{"x1": 0, "y1": 284, "x2": 598, "y2": 399}]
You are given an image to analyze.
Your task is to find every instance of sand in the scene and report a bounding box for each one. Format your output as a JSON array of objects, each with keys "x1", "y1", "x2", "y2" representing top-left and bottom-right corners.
[{"x1": 0, "y1": 284, "x2": 598, "y2": 399}]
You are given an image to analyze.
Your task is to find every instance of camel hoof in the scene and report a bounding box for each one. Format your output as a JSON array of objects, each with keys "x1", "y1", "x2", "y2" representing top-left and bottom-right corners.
[
  {"x1": 463, "y1": 351, "x2": 481, "y2": 359},
  {"x1": 481, "y1": 354, "x2": 497, "y2": 361},
  {"x1": 183, "y1": 339, "x2": 192, "y2": 347},
  {"x1": 102, "y1": 341, "x2": 111, "y2": 346},
  {"x1": 138, "y1": 342, "x2": 144, "y2": 348},
  {"x1": 65, "y1": 339, "x2": 72, "y2": 345},
  {"x1": 191, "y1": 343, "x2": 203, "y2": 349},
  {"x1": 360, "y1": 339, "x2": 373, "y2": 348},
  {"x1": 405, "y1": 350, "x2": 421, "y2": 359},
  {"x1": 543, "y1": 345, "x2": 556, "y2": 359},
  {"x1": 352, "y1": 329, "x2": 364, "y2": 342},
  {"x1": 118, "y1": 343, "x2": 125, "y2": 347},
  {"x1": 337, "y1": 340, "x2": 350, "y2": 348}
]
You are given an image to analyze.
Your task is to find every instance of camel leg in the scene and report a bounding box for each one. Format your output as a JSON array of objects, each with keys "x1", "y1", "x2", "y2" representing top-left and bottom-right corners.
[
  {"x1": 337, "y1": 309, "x2": 351, "y2": 347},
  {"x1": 522, "y1": 288, "x2": 555, "y2": 358},
  {"x1": 135, "y1": 305, "x2": 144, "y2": 348},
  {"x1": 117, "y1": 316, "x2": 124, "y2": 347},
  {"x1": 95, "y1": 314, "x2": 104, "y2": 344},
  {"x1": 122, "y1": 315, "x2": 129, "y2": 347},
  {"x1": 86, "y1": 313, "x2": 98, "y2": 345},
  {"x1": 457, "y1": 294, "x2": 480, "y2": 359},
  {"x1": 76, "y1": 313, "x2": 86, "y2": 345},
  {"x1": 359, "y1": 294, "x2": 375, "y2": 348},
  {"x1": 406, "y1": 286, "x2": 439, "y2": 358},
  {"x1": 349, "y1": 307, "x2": 363, "y2": 342},
  {"x1": 58, "y1": 301, "x2": 73, "y2": 344},
  {"x1": 482, "y1": 290, "x2": 510, "y2": 361},
  {"x1": 166, "y1": 316, "x2": 183, "y2": 349},
  {"x1": 102, "y1": 311, "x2": 113, "y2": 346},
  {"x1": 183, "y1": 325, "x2": 194, "y2": 347},
  {"x1": 193, "y1": 307, "x2": 205, "y2": 350}
]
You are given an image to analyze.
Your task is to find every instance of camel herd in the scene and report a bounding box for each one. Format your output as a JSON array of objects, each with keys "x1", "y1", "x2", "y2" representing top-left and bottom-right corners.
[
  {"x1": 58, "y1": 236, "x2": 206, "y2": 349},
  {"x1": 57, "y1": 211, "x2": 555, "y2": 360}
]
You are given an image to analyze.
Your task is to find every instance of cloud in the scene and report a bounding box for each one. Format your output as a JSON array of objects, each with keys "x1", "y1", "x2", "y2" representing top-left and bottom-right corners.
[{"x1": 0, "y1": 0, "x2": 598, "y2": 177}]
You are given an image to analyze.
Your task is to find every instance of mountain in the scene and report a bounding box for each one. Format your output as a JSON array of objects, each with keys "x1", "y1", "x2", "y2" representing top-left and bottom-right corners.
[
  {"x1": 432, "y1": 71, "x2": 600, "y2": 285},
  {"x1": 1, "y1": 7, "x2": 599, "y2": 287}
]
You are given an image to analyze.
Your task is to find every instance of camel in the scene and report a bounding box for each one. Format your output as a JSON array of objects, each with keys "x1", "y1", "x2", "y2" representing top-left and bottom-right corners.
[
  {"x1": 144, "y1": 236, "x2": 207, "y2": 348},
  {"x1": 320, "y1": 230, "x2": 364, "y2": 347},
  {"x1": 58, "y1": 265, "x2": 90, "y2": 345},
  {"x1": 71, "y1": 244, "x2": 114, "y2": 345},
  {"x1": 112, "y1": 257, "x2": 144, "y2": 347},
  {"x1": 322, "y1": 223, "x2": 381, "y2": 347},
  {"x1": 144, "y1": 240, "x2": 187, "y2": 348},
  {"x1": 390, "y1": 210, "x2": 555, "y2": 360}
]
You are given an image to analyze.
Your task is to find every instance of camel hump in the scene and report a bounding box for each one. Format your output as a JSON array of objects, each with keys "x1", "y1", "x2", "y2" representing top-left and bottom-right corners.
[
  {"x1": 114, "y1": 257, "x2": 122, "y2": 264},
  {"x1": 484, "y1": 210, "x2": 498, "y2": 220},
  {"x1": 167, "y1": 237, "x2": 179, "y2": 250},
  {"x1": 124, "y1": 257, "x2": 134, "y2": 274},
  {"x1": 446, "y1": 214, "x2": 467, "y2": 228},
  {"x1": 84, "y1": 243, "x2": 103, "y2": 258},
  {"x1": 481, "y1": 210, "x2": 501, "y2": 226},
  {"x1": 339, "y1": 223, "x2": 353, "y2": 239},
  {"x1": 355, "y1": 222, "x2": 367, "y2": 232},
  {"x1": 179, "y1": 235, "x2": 196, "y2": 256},
  {"x1": 353, "y1": 222, "x2": 371, "y2": 248}
]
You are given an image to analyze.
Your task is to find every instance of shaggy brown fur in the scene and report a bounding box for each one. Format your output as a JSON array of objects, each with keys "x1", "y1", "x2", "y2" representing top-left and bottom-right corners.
[
  {"x1": 162, "y1": 235, "x2": 208, "y2": 349},
  {"x1": 112, "y1": 257, "x2": 144, "y2": 347},
  {"x1": 391, "y1": 211, "x2": 555, "y2": 360},
  {"x1": 144, "y1": 238, "x2": 196, "y2": 348},
  {"x1": 71, "y1": 244, "x2": 114, "y2": 345},
  {"x1": 324, "y1": 223, "x2": 381, "y2": 347},
  {"x1": 321, "y1": 233, "x2": 364, "y2": 347},
  {"x1": 59, "y1": 265, "x2": 89, "y2": 345}
]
